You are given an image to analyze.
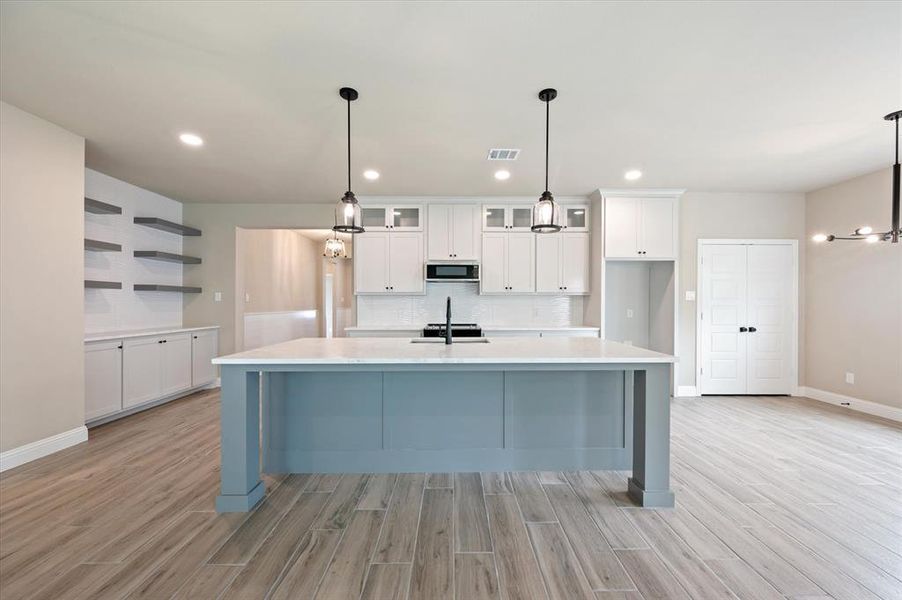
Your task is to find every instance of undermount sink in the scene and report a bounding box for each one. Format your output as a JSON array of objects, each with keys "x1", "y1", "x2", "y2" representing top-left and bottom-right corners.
[{"x1": 410, "y1": 338, "x2": 491, "y2": 344}]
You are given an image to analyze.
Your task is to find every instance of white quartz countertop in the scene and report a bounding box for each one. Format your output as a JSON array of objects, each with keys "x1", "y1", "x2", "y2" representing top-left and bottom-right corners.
[
  {"x1": 343, "y1": 326, "x2": 601, "y2": 332},
  {"x1": 85, "y1": 325, "x2": 219, "y2": 343},
  {"x1": 213, "y1": 337, "x2": 673, "y2": 365}
]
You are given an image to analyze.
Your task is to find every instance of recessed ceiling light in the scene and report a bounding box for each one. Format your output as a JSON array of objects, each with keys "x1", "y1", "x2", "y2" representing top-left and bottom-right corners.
[
  {"x1": 494, "y1": 170, "x2": 511, "y2": 181},
  {"x1": 624, "y1": 169, "x2": 642, "y2": 181},
  {"x1": 363, "y1": 169, "x2": 380, "y2": 180},
  {"x1": 179, "y1": 132, "x2": 203, "y2": 147}
]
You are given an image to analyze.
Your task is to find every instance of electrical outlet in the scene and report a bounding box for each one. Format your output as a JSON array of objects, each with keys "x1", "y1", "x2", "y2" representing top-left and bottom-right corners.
[
  {"x1": 845, "y1": 372, "x2": 855, "y2": 385},
  {"x1": 245, "y1": 292, "x2": 251, "y2": 303},
  {"x1": 685, "y1": 290, "x2": 696, "y2": 301},
  {"x1": 214, "y1": 291, "x2": 222, "y2": 302},
  {"x1": 626, "y1": 309, "x2": 634, "y2": 319}
]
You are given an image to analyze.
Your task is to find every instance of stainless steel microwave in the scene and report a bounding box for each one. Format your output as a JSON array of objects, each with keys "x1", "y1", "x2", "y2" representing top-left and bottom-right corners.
[{"x1": 425, "y1": 262, "x2": 480, "y2": 282}]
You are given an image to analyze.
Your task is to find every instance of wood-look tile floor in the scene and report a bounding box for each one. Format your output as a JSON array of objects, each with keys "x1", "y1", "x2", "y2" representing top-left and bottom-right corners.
[{"x1": 1, "y1": 390, "x2": 900, "y2": 599}]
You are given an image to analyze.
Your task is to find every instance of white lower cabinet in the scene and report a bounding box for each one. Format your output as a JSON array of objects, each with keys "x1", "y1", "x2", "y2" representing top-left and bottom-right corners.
[
  {"x1": 191, "y1": 329, "x2": 219, "y2": 386},
  {"x1": 123, "y1": 336, "x2": 163, "y2": 409},
  {"x1": 160, "y1": 333, "x2": 192, "y2": 397},
  {"x1": 86, "y1": 327, "x2": 219, "y2": 424},
  {"x1": 85, "y1": 340, "x2": 123, "y2": 421}
]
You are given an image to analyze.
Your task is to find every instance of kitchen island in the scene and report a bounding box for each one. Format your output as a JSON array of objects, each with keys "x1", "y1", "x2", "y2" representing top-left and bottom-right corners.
[{"x1": 212, "y1": 337, "x2": 675, "y2": 511}]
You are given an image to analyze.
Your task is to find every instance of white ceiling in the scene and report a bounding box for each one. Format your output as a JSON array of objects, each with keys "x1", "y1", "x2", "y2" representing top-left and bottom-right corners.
[{"x1": 1, "y1": 1, "x2": 900, "y2": 204}]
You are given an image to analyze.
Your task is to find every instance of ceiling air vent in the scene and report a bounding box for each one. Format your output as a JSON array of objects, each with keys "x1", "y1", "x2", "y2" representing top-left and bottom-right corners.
[{"x1": 487, "y1": 148, "x2": 521, "y2": 161}]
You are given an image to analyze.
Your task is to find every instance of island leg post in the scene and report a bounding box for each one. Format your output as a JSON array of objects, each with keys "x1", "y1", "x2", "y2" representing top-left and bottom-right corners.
[
  {"x1": 628, "y1": 364, "x2": 675, "y2": 507},
  {"x1": 216, "y1": 366, "x2": 265, "y2": 512}
]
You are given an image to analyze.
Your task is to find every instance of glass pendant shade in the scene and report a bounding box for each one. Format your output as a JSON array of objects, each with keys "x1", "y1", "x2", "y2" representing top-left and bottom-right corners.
[
  {"x1": 323, "y1": 235, "x2": 346, "y2": 258},
  {"x1": 333, "y1": 191, "x2": 363, "y2": 233},
  {"x1": 532, "y1": 191, "x2": 562, "y2": 233}
]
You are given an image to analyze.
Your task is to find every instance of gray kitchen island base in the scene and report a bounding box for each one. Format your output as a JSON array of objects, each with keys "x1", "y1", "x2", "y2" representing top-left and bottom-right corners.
[{"x1": 214, "y1": 360, "x2": 673, "y2": 512}]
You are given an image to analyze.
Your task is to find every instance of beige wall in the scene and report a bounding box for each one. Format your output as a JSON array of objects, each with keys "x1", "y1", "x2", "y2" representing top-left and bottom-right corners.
[
  {"x1": 0, "y1": 102, "x2": 85, "y2": 452},
  {"x1": 182, "y1": 203, "x2": 333, "y2": 355},
  {"x1": 239, "y1": 229, "x2": 321, "y2": 314},
  {"x1": 678, "y1": 191, "x2": 807, "y2": 389},
  {"x1": 805, "y1": 168, "x2": 902, "y2": 408}
]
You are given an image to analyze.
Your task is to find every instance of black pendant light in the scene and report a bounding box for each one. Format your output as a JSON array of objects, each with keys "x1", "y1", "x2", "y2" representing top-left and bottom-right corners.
[
  {"x1": 333, "y1": 87, "x2": 364, "y2": 233},
  {"x1": 813, "y1": 109, "x2": 901, "y2": 244},
  {"x1": 532, "y1": 88, "x2": 562, "y2": 233}
]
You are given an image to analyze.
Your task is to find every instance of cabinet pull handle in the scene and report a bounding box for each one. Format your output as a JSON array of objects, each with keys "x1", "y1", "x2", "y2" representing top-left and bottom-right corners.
[
  {"x1": 117, "y1": 345, "x2": 123, "y2": 349},
  {"x1": 748, "y1": 326, "x2": 757, "y2": 333},
  {"x1": 739, "y1": 326, "x2": 748, "y2": 332}
]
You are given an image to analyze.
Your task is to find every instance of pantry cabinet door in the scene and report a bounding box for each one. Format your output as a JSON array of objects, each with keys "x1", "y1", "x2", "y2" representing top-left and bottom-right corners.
[
  {"x1": 561, "y1": 233, "x2": 590, "y2": 294},
  {"x1": 480, "y1": 233, "x2": 507, "y2": 293},
  {"x1": 535, "y1": 234, "x2": 561, "y2": 293},
  {"x1": 388, "y1": 233, "x2": 424, "y2": 293},
  {"x1": 505, "y1": 233, "x2": 535, "y2": 293},
  {"x1": 354, "y1": 232, "x2": 390, "y2": 293}
]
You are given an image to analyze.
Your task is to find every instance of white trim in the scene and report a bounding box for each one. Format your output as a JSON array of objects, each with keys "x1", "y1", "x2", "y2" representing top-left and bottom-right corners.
[
  {"x1": 593, "y1": 188, "x2": 686, "y2": 198},
  {"x1": 676, "y1": 386, "x2": 698, "y2": 398},
  {"x1": 798, "y1": 387, "x2": 902, "y2": 423},
  {"x1": 0, "y1": 426, "x2": 88, "y2": 472},
  {"x1": 695, "y1": 239, "x2": 799, "y2": 396}
]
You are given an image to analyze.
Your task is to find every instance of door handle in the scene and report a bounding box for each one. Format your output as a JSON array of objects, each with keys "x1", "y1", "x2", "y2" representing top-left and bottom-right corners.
[
  {"x1": 739, "y1": 326, "x2": 748, "y2": 332},
  {"x1": 748, "y1": 326, "x2": 757, "y2": 333}
]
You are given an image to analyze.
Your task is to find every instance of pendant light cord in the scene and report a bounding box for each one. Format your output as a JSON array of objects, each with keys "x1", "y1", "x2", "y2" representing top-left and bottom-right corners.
[
  {"x1": 346, "y1": 97, "x2": 352, "y2": 193},
  {"x1": 895, "y1": 114, "x2": 899, "y2": 166},
  {"x1": 545, "y1": 98, "x2": 550, "y2": 192}
]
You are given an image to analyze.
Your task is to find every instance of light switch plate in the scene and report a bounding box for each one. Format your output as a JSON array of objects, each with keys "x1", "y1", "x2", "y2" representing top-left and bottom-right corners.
[
  {"x1": 685, "y1": 290, "x2": 696, "y2": 301},
  {"x1": 626, "y1": 309, "x2": 634, "y2": 319},
  {"x1": 214, "y1": 291, "x2": 222, "y2": 302},
  {"x1": 845, "y1": 372, "x2": 855, "y2": 384}
]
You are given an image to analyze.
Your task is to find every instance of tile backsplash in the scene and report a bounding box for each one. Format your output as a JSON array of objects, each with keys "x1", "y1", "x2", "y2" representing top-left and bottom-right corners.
[{"x1": 356, "y1": 282, "x2": 584, "y2": 327}]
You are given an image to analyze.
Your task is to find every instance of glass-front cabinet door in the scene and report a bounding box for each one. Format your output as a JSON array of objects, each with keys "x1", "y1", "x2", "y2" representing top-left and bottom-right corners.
[
  {"x1": 361, "y1": 207, "x2": 388, "y2": 230},
  {"x1": 391, "y1": 206, "x2": 422, "y2": 231},
  {"x1": 563, "y1": 205, "x2": 589, "y2": 231},
  {"x1": 482, "y1": 206, "x2": 507, "y2": 231},
  {"x1": 359, "y1": 205, "x2": 422, "y2": 231},
  {"x1": 509, "y1": 206, "x2": 534, "y2": 231},
  {"x1": 482, "y1": 205, "x2": 535, "y2": 231}
]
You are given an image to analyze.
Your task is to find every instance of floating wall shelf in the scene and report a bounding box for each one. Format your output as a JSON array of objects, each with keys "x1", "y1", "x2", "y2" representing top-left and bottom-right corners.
[
  {"x1": 85, "y1": 239, "x2": 122, "y2": 252},
  {"x1": 133, "y1": 251, "x2": 201, "y2": 264},
  {"x1": 133, "y1": 217, "x2": 201, "y2": 236},
  {"x1": 134, "y1": 284, "x2": 202, "y2": 293},
  {"x1": 85, "y1": 280, "x2": 122, "y2": 289},
  {"x1": 85, "y1": 198, "x2": 122, "y2": 215}
]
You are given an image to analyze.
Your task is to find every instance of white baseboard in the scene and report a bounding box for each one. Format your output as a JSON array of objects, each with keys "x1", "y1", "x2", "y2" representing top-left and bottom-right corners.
[
  {"x1": 0, "y1": 426, "x2": 88, "y2": 472},
  {"x1": 798, "y1": 386, "x2": 902, "y2": 423},
  {"x1": 675, "y1": 386, "x2": 698, "y2": 398}
]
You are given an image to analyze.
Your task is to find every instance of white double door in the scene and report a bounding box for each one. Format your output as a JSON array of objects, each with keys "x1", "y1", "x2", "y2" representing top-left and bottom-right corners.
[{"x1": 699, "y1": 242, "x2": 796, "y2": 395}]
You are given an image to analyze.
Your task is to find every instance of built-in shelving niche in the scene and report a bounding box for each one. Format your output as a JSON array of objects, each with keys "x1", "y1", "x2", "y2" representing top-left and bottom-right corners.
[
  {"x1": 84, "y1": 198, "x2": 122, "y2": 215},
  {"x1": 85, "y1": 280, "x2": 122, "y2": 289},
  {"x1": 133, "y1": 250, "x2": 201, "y2": 264},
  {"x1": 134, "y1": 284, "x2": 202, "y2": 293},
  {"x1": 85, "y1": 239, "x2": 122, "y2": 252},
  {"x1": 133, "y1": 217, "x2": 201, "y2": 236}
]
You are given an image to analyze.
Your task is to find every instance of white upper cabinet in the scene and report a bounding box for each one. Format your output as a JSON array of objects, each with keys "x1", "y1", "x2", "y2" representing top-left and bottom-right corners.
[
  {"x1": 355, "y1": 231, "x2": 424, "y2": 294},
  {"x1": 482, "y1": 205, "x2": 534, "y2": 232},
  {"x1": 354, "y1": 232, "x2": 390, "y2": 293},
  {"x1": 481, "y1": 232, "x2": 535, "y2": 294},
  {"x1": 536, "y1": 232, "x2": 590, "y2": 294},
  {"x1": 388, "y1": 232, "x2": 425, "y2": 293},
  {"x1": 604, "y1": 196, "x2": 676, "y2": 259},
  {"x1": 360, "y1": 204, "x2": 423, "y2": 231},
  {"x1": 427, "y1": 204, "x2": 479, "y2": 260}
]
